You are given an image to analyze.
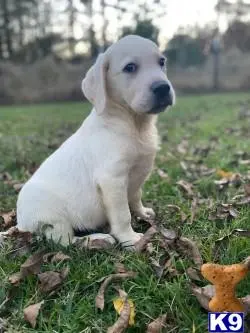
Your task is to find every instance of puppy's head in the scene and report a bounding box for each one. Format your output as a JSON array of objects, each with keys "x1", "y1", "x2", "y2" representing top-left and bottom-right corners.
[{"x1": 82, "y1": 35, "x2": 175, "y2": 115}]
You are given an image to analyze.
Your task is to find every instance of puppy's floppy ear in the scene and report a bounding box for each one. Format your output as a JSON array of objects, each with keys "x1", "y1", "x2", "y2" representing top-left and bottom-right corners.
[{"x1": 81, "y1": 53, "x2": 108, "y2": 114}]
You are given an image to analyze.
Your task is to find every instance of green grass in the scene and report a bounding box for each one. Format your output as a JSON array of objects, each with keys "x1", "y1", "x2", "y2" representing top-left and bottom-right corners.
[{"x1": 0, "y1": 94, "x2": 250, "y2": 332}]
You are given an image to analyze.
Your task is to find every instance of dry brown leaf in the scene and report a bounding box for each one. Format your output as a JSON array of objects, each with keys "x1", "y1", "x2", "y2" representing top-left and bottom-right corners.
[
  {"x1": 23, "y1": 301, "x2": 44, "y2": 328},
  {"x1": 189, "y1": 198, "x2": 198, "y2": 224},
  {"x1": 0, "y1": 210, "x2": 16, "y2": 230},
  {"x1": 159, "y1": 227, "x2": 177, "y2": 246},
  {"x1": 107, "y1": 295, "x2": 130, "y2": 333},
  {"x1": 146, "y1": 314, "x2": 167, "y2": 333},
  {"x1": 95, "y1": 272, "x2": 137, "y2": 311},
  {"x1": 9, "y1": 250, "x2": 45, "y2": 285},
  {"x1": 239, "y1": 159, "x2": 250, "y2": 165},
  {"x1": 113, "y1": 289, "x2": 135, "y2": 326},
  {"x1": 208, "y1": 203, "x2": 239, "y2": 221},
  {"x1": 216, "y1": 169, "x2": 234, "y2": 180},
  {"x1": 176, "y1": 180, "x2": 194, "y2": 198},
  {"x1": 9, "y1": 272, "x2": 22, "y2": 286},
  {"x1": 191, "y1": 284, "x2": 215, "y2": 311},
  {"x1": 242, "y1": 295, "x2": 250, "y2": 314},
  {"x1": 6, "y1": 227, "x2": 32, "y2": 257},
  {"x1": 157, "y1": 169, "x2": 168, "y2": 179},
  {"x1": 177, "y1": 139, "x2": 189, "y2": 154},
  {"x1": 186, "y1": 267, "x2": 202, "y2": 281},
  {"x1": 12, "y1": 183, "x2": 24, "y2": 192},
  {"x1": 38, "y1": 267, "x2": 69, "y2": 293},
  {"x1": 166, "y1": 205, "x2": 187, "y2": 223},
  {"x1": 0, "y1": 172, "x2": 12, "y2": 182},
  {"x1": 244, "y1": 183, "x2": 250, "y2": 196},
  {"x1": 177, "y1": 237, "x2": 203, "y2": 267},
  {"x1": 213, "y1": 229, "x2": 250, "y2": 261},
  {"x1": 134, "y1": 227, "x2": 157, "y2": 252},
  {"x1": 234, "y1": 196, "x2": 250, "y2": 206},
  {"x1": 43, "y1": 251, "x2": 71, "y2": 264},
  {"x1": 114, "y1": 263, "x2": 127, "y2": 274},
  {"x1": 150, "y1": 258, "x2": 165, "y2": 278},
  {"x1": 20, "y1": 251, "x2": 45, "y2": 276}
]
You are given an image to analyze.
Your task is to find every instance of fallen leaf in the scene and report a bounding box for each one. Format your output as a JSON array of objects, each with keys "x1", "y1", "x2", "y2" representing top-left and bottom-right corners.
[
  {"x1": 0, "y1": 210, "x2": 16, "y2": 230},
  {"x1": 180, "y1": 161, "x2": 215, "y2": 179},
  {"x1": 146, "y1": 314, "x2": 167, "y2": 333},
  {"x1": 159, "y1": 227, "x2": 177, "y2": 246},
  {"x1": 243, "y1": 257, "x2": 250, "y2": 270},
  {"x1": 5, "y1": 227, "x2": 32, "y2": 257},
  {"x1": 23, "y1": 300, "x2": 44, "y2": 328},
  {"x1": 134, "y1": 227, "x2": 157, "y2": 252},
  {"x1": 113, "y1": 296, "x2": 135, "y2": 326},
  {"x1": 213, "y1": 229, "x2": 250, "y2": 261},
  {"x1": 114, "y1": 263, "x2": 127, "y2": 274},
  {"x1": 43, "y1": 251, "x2": 71, "y2": 264},
  {"x1": 177, "y1": 139, "x2": 189, "y2": 154},
  {"x1": 9, "y1": 272, "x2": 22, "y2": 286},
  {"x1": 189, "y1": 198, "x2": 198, "y2": 224},
  {"x1": 191, "y1": 284, "x2": 215, "y2": 311},
  {"x1": 239, "y1": 159, "x2": 250, "y2": 165},
  {"x1": 108, "y1": 291, "x2": 131, "y2": 333},
  {"x1": 12, "y1": 183, "x2": 24, "y2": 192},
  {"x1": 9, "y1": 250, "x2": 45, "y2": 285},
  {"x1": 214, "y1": 178, "x2": 229, "y2": 190},
  {"x1": 95, "y1": 272, "x2": 137, "y2": 311},
  {"x1": 242, "y1": 295, "x2": 250, "y2": 314},
  {"x1": 176, "y1": 180, "x2": 194, "y2": 198},
  {"x1": 177, "y1": 237, "x2": 203, "y2": 267},
  {"x1": 208, "y1": 203, "x2": 239, "y2": 221},
  {"x1": 150, "y1": 258, "x2": 165, "y2": 278},
  {"x1": 244, "y1": 183, "x2": 250, "y2": 196},
  {"x1": 166, "y1": 205, "x2": 187, "y2": 223},
  {"x1": 192, "y1": 145, "x2": 211, "y2": 158},
  {"x1": 157, "y1": 169, "x2": 168, "y2": 179},
  {"x1": 186, "y1": 267, "x2": 202, "y2": 281},
  {"x1": 216, "y1": 169, "x2": 234, "y2": 180},
  {"x1": 0, "y1": 172, "x2": 12, "y2": 182},
  {"x1": 20, "y1": 251, "x2": 45, "y2": 277},
  {"x1": 38, "y1": 267, "x2": 69, "y2": 293}
]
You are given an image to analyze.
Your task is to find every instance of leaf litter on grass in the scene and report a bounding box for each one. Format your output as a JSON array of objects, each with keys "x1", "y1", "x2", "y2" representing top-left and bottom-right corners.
[{"x1": 23, "y1": 300, "x2": 44, "y2": 328}]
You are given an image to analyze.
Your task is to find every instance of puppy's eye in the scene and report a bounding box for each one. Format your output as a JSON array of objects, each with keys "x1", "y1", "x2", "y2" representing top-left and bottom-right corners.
[
  {"x1": 123, "y1": 63, "x2": 137, "y2": 73},
  {"x1": 159, "y1": 57, "x2": 166, "y2": 67}
]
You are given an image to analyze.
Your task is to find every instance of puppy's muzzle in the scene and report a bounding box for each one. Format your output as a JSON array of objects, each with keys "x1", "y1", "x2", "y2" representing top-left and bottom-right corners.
[{"x1": 149, "y1": 80, "x2": 173, "y2": 114}]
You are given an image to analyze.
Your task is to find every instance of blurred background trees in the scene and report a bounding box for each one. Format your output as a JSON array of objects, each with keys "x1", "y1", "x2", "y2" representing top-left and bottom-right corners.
[
  {"x1": 0, "y1": 0, "x2": 250, "y2": 103},
  {"x1": 1, "y1": 0, "x2": 250, "y2": 63}
]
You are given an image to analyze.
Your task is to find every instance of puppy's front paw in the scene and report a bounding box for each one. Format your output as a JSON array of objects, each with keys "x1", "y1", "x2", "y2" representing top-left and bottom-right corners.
[
  {"x1": 135, "y1": 207, "x2": 155, "y2": 221},
  {"x1": 121, "y1": 232, "x2": 143, "y2": 249}
]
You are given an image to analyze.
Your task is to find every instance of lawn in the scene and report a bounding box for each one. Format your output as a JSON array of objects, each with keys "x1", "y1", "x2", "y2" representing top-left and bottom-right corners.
[{"x1": 0, "y1": 93, "x2": 250, "y2": 332}]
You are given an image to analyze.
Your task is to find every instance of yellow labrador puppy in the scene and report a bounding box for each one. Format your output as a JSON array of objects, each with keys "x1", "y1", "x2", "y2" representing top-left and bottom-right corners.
[{"x1": 16, "y1": 35, "x2": 175, "y2": 247}]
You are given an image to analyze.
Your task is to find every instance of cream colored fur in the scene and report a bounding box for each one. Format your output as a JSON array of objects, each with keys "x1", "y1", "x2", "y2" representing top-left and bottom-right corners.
[{"x1": 15, "y1": 35, "x2": 175, "y2": 247}]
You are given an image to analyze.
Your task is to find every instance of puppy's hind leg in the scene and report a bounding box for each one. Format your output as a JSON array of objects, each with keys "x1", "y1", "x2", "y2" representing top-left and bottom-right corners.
[{"x1": 43, "y1": 222, "x2": 74, "y2": 246}]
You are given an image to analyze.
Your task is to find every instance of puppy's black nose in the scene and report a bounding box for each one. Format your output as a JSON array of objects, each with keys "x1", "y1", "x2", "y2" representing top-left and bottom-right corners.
[{"x1": 151, "y1": 81, "x2": 170, "y2": 99}]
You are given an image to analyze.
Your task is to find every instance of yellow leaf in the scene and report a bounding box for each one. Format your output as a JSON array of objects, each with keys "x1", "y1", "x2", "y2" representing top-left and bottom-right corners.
[
  {"x1": 216, "y1": 169, "x2": 234, "y2": 180},
  {"x1": 113, "y1": 297, "x2": 135, "y2": 326}
]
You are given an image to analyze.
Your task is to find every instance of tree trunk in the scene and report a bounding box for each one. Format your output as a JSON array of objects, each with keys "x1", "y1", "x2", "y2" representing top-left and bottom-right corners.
[
  {"x1": 2, "y1": 0, "x2": 13, "y2": 58},
  {"x1": 0, "y1": 32, "x2": 3, "y2": 59},
  {"x1": 68, "y1": 0, "x2": 76, "y2": 57},
  {"x1": 100, "y1": 0, "x2": 107, "y2": 51}
]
